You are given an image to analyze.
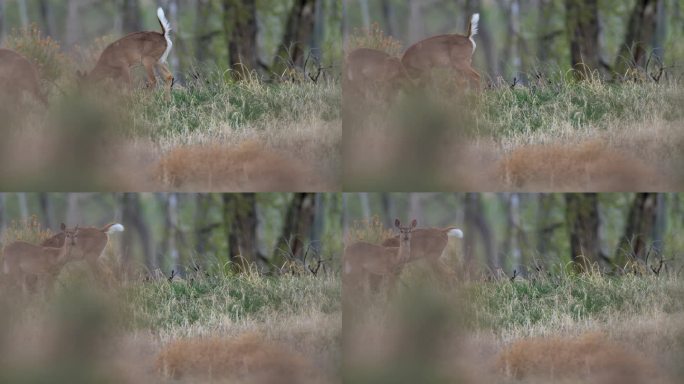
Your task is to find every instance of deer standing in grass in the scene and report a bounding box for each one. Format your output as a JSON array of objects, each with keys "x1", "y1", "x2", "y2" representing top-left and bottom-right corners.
[
  {"x1": 401, "y1": 13, "x2": 481, "y2": 89},
  {"x1": 344, "y1": 219, "x2": 417, "y2": 297},
  {"x1": 41, "y1": 223, "x2": 124, "y2": 273},
  {"x1": 345, "y1": 48, "x2": 411, "y2": 100},
  {"x1": 381, "y1": 225, "x2": 463, "y2": 281},
  {"x1": 0, "y1": 48, "x2": 47, "y2": 105},
  {"x1": 2, "y1": 224, "x2": 79, "y2": 293},
  {"x1": 80, "y1": 7, "x2": 174, "y2": 93}
]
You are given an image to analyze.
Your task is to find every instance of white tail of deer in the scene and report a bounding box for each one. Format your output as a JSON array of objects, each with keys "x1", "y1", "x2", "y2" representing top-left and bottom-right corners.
[
  {"x1": 2, "y1": 224, "x2": 79, "y2": 293},
  {"x1": 381, "y1": 225, "x2": 463, "y2": 279},
  {"x1": 401, "y1": 13, "x2": 481, "y2": 89},
  {"x1": 343, "y1": 219, "x2": 417, "y2": 296},
  {"x1": 345, "y1": 48, "x2": 411, "y2": 99},
  {"x1": 0, "y1": 48, "x2": 47, "y2": 105},
  {"x1": 80, "y1": 7, "x2": 174, "y2": 92},
  {"x1": 41, "y1": 222, "x2": 124, "y2": 272}
]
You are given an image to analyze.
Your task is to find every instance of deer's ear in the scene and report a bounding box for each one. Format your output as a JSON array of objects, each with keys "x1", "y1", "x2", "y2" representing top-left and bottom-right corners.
[
  {"x1": 395, "y1": 219, "x2": 401, "y2": 228},
  {"x1": 411, "y1": 219, "x2": 417, "y2": 228},
  {"x1": 61, "y1": 223, "x2": 66, "y2": 231}
]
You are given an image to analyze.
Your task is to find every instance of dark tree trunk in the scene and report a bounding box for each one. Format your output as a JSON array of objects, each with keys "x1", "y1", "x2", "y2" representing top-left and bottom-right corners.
[
  {"x1": 162, "y1": 193, "x2": 181, "y2": 276},
  {"x1": 0, "y1": 0, "x2": 5, "y2": 45},
  {"x1": 463, "y1": 193, "x2": 496, "y2": 275},
  {"x1": 122, "y1": 193, "x2": 154, "y2": 272},
  {"x1": 273, "y1": 193, "x2": 316, "y2": 266},
  {"x1": 615, "y1": 0, "x2": 660, "y2": 74},
  {"x1": 38, "y1": 0, "x2": 56, "y2": 37},
  {"x1": 223, "y1": 193, "x2": 259, "y2": 272},
  {"x1": 222, "y1": 0, "x2": 258, "y2": 75},
  {"x1": 39, "y1": 193, "x2": 53, "y2": 230},
  {"x1": 380, "y1": 193, "x2": 395, "y2": 229},
  {"x1": 466, "y1": 0, "x2": 498, "y2": 78},
  {"x1": 614, "y1": 193, "x2": 657, "y2": 265},
  {"x1": 381, "y1": 0, "x2": 398, "y2": 37},
  {"x1": 565, "y1": 193, "x2": 601, "y2": 273},
  {"x1": 274, "y1": 0, "x2": 316, "y2": 73},
  {"x1": 565, "y1": 0, "x2": 601, "y2": 78},
  {"x1": 122, "y1": 0, "x2": 141, "y2": 32},
  {"x1": 194, "y1": 193, "x2": 216, "y2": 269},
  {"x1": 195, "y1": 0, "x2": 214, "y2": 63}
]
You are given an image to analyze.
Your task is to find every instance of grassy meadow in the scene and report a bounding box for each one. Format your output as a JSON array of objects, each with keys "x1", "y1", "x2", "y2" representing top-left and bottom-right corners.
[
  {"x1": 343, "y1": 29, "x2": 684, "y2": 191},
  {"x1": 0, "y1": 28, "x2": 341, "y2": 191}
]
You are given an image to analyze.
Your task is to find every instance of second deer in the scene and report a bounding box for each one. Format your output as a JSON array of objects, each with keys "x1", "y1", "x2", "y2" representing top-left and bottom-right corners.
[
  {"x1": 343, "y1": 219, "x2": 417, "y2": 297},
  {"x1": 41, "y1": 223, "x2": 124, "y2": 273},
  {"x1": 0, "y1": 48, "x2": 47, "y2": 106},
  {"x1": 79, "y1": 7, "x2": 174, "y2": 93},
  {"x1": 344, "y1": 48, "x2": 411, "y2": 101},
  {"x1": 401, "y1": 13, "x2": 481, "y2": 89},
  {"x1": 2, "y1": 224, "x2": 79, "y2": 293}
]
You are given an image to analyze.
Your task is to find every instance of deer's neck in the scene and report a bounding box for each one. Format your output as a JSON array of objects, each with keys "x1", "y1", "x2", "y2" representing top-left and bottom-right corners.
[{"x1": 397, "y1": 240, "x2": 411, "y2": 263}]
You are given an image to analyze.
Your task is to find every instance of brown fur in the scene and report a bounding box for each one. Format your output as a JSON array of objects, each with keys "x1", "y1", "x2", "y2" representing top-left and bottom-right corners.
[
  {"x1": 0, "y1": 48, "x2": 47, "y2": 105},
  {"x1": 382, "y1": 226, "x2": 460, "y2": 279},
  {"x1": 41, "y1": 224, "x2": 121, "y2": 273},
  {"x1": 401, "y1": 19, "x2": 480, "y2": 89},
  {"x1": 84, "y1": 15, "x2": 173, "y2": 92}
]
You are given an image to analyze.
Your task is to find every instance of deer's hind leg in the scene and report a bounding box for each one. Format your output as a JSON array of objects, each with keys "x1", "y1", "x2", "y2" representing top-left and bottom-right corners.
[{"x1": 142, "y1": 57, "x2": 159, "y2": 90}]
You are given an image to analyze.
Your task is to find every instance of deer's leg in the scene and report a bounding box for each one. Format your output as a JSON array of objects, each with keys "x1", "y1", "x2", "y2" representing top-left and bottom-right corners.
[
  {"x1": 155, "y1": 63, "x2": 175, "y2": 91},
  {"x1": 142, "y1": 57, "x2": 158, "y2": 89}
]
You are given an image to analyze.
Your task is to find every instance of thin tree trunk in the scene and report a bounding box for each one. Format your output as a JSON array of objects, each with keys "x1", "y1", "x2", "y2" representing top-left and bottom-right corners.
[
  {"x1": 195, "y1": 0, "x2": 214, "y2": 63},
  {"x1": 17, "y1": 193, "x2": 28, "y2": 221},
  {"x1": 273, "y1": 193, "x2": 315, "y2": 266},
  {"x1": 565, "y1": 0, "x2": 601, "y2": 78},
  {"x1": 358, "y1": 0, "x2": 370, "y2": 29},
  {"x1": 122, "y1": 193, "x2": 155, "y2": 272},
  {"x1": 312, "y1": 0, "x2": 325, "y2": 59},
  {"x1": 65, "y1": 0, "x2": 81, "y2": 47},
  {"x1": 566, "y1": 193, "x2": 601, "y2": 273},
  {"x1": 122, "y1": 0, "x2": 141, "y2": 32},
  {"x1": 0, "y1": 193, "x2": 6, "y2": 234},
  {"x1": 615, "y1": 0, "x2": 660, "y2": 74},
  {"x1": 359, "y1": 193, "x2": 371, "y2": 221},
  {"x1": 39, "y1": 193, "x2": 53, "y2": 230},
  {"x1": 194, "y1": 193, "x2": 215, "y2": 269},
  {"x1": 380, "y1": 193, "x2": 395, "y2": 228},
  {"x1": 408, "y1": 0, "x2": 425, "y2": 43},
  {"x1": 223, "y1": 193, "x2": 259, "y2": 272},
  {"x1": 464, "y1": 193, "x2": 496, "y2": 275},
  {"x1": 223, "y1": 0, "x2": 258, "y2": 75},
  {"x1": 164, "y1": 193, "x2": 181, "y2": 276},
  {"x1": 38, "y1": 0, "x2": 56, "y2": 37},
  {"x1": 614, "y1": 193, "x2": 657, "y2": 265},
  {"x1": 274, "y1": 0, "x2": 316, "y2": 72},
  {"x1": 0, "y1": 0, "x2": 6, "y2": 45},
  {"x1": 380, "y1": 0, "x2": 398, "y2": 37},
  {"x1": 17, "y1": 0, "x2": 28, "y2": 28},
  {"x1": 311, "y1": 194, "x2": 325, "y2": 255}
]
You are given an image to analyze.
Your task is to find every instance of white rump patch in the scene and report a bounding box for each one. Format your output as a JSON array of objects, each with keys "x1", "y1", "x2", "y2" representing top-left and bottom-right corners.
[
  {"x1": 470, "y1": 13, "x2": 480, "y2": 53},
  {"x1": 448, "y1": 229, "x2": 464, "y2": 238},
  {"x1": 157, "y1": 7, "x2": 173, "y2": 64},
  {"x1": 107, "y1": 223, "x2": 125, "y2": 234}
]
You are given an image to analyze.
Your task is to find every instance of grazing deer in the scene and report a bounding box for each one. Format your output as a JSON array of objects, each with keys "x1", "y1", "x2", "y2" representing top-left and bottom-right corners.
[
  {"x1": 401, "y1": 13, "x2": 481, "y2": 89},
  {"x1": 344, "y1": 219, "x2": 417, "y2": 297},
  {"x1": 382, "y1": 225, "x2": 463, "y2": 280},
  {"x1": 41, "y1": 223, "x2": 124, "y2": 273},
  {"x1": 79, "y1": 7, "x2": 174, "y2": 93},
  {"x1": 2, "y1": 224, "x2": 79, "y2": 293},
  {"x1": 344, "y1": 48, "x2": 411, "y2": 100},
  {"x1": 0, "y1": 48, "x2": 47, "y2": 105}
]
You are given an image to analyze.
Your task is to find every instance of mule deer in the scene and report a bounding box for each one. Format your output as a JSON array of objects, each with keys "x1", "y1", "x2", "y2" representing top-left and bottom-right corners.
[
  {"x1": 382, "y1": 225, "x2": 463, "y2": 280},
  {"x1": 0, "y1": 48, "x2": 47, "y2": 105},
  {"x1": 2, "y1": 224, "x2": 79, "y2": 293},
  {"x1": 401, "y1": 13, "x2": 481, "y2": 89},
  {"x1": 345, "y1": 48, "x2": 411, "y2": 100},
  {"x1": 344, "y1": 219, "x2": 416, "y2": 296},
  {"x1": 41, "y1": 223, "x2": 124, "y2": 273},
  {"x1": 79, "y1": 7, "x2": 174, "y2": 93}
]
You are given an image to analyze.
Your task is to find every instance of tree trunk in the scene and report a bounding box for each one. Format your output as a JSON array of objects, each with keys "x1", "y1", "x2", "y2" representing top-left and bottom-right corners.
[
  {"x1": 274, "y1": 0, "x2": 316, "y2": 73},
  {"x1": 463, "y1": 193, "x2": 496, "y2": 275},
  {"x1": 359, "y1": 193, "x2": 371, "y2": 221},
  {"x1": 163, "y1": 193, "x2": 181, "y2": 276},
  {"x1": 380, "y1": 0, "x2": 398, "y2": 37},
  {"x1": 380, "y1": 193, "x2": 395, "y2": 228},
  {"x1": 122, "y1": 0, "x2": 141, "y2": 32},
  {"x1": 565, "y1": 193, "x2": 601, "y2": 273},
  {"x1": 466, "y1": 0, "x2": 498, "y2": 78},
  {"x1": 0, "y1": 0, "x2": 6, "y2": 44},
  {"x1": 222, "y1": 0, "x2": 258, "y2": 75},
  {"x1": 536, "y1": 193, "x2": 561, "y2": 268},
  {"x1": 273, "y1": 193, "x2": 315, "y2": 266},
  {"x1": 195, "y1": 0, "x2": 214, "y2": 63},
  {"x1": 614, "y1": 0, "x2": 660, "y2": 74},
  {"x1": 565, "y1": 0, "x2": 601, "y2": 78},
  {"x1": 18, "y1": 0, "x2": 28, "y2": 28},
  {"x1": 0, "y1": 193, "x2": 6, "y2": 234},
  {"x1": 65, "y1": 0, "x2": 81, "y2": 47},
  {"x1": 122, "y1": 193, "x2": 155, "y2": 272},
  {"x1": 39, "y1": 193, "x2": 53, "y2": 230},
  {"x1": 312, "y1": 0, "x2": 325, "y2": 59},
  {"x1": 342, "y1": 0, "x2": 349, "y2": 47},
  {"x1": 194, "y1": 193, "x2": 216, "y2": 269},
  {"x1": 614, "y1": 193, "x2": 657, "y2": 265},
  {"x1": 38, "y1": 0, "x2": 56, "y2": 37},
  {"x1": 223, "y1": 193, "x2": 259, "y2": 272},
  {"x1": 408, "y1": 0, "x2": 425, "y2": 43},
  {"x1": 502, "y1": 193, "x2": 523, "y2": 274},
  {"x1": 17, "y1": 193, "x2": 28, "y2": 221},
  {"x1": 358, "y1": 0, "x2": 370, "y2": 29}
]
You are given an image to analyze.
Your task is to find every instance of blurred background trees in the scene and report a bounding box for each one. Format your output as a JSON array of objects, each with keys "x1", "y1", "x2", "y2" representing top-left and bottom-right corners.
[
  {"x1": 344, "y1": 0, "x2": 684, "y2": 81},
  {"x1": 0, "y1": 0, "x2": 343, "y2": 80},
  {"x1": 0, "y1": 193, "x2": 344, "y2": 277},
  {"x1": 344, "y1": 193, "x2": 683, "y2": 276}
]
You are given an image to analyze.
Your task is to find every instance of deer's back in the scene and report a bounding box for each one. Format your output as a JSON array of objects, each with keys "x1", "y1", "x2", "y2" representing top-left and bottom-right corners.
[
  {"x1": 402, "y1": 34, "x2": 473, "y2": 73},
  {"x1": 382, "y1": 229, "x2": 448, "y2": 261},
  {"x1": 98, "y1": 32, "x2": 167, "y2": 66},
  {"x1": 41, "y1": 227, "x2": 108, "y2": 261},
  {"x1": 3, "y1": 241, "x2": 57, "y2": 274},
  {"x1": 0, "y1": 49, "x2": 40, "y2": 87}
]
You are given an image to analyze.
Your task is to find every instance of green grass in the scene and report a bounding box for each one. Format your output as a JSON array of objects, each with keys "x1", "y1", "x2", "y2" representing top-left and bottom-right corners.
[
  {"x1": 121, "y1": 271, "x2": 341, "y2": 332},
  {"x1": 464, "y1": 271, "x2": 683, "y2": 333}
]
